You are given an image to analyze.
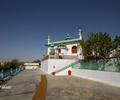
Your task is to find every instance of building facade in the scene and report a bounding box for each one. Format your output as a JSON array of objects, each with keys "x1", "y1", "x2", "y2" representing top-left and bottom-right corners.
[
  {"x1": 24, "y1": 63, "x2": 40, "y2": 69},
  {"x1": 41, "y1": 30, "x2": 84, "y2": 75}
]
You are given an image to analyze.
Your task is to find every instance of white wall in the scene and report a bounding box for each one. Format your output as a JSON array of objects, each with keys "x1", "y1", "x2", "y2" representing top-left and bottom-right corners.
[
  {"x1": 73, "y1": 68, "x2": 120, "y2": 87},
  {"x1": 41, "y1": 60, "x2": 48, "y2": 73},
  {"x1": 25, "y1": 66, "x2": 39, "y2": 69},
  {"x1": 24, "y1": 63, "x2": 39, "y2": 66},
  {"x1": 66, "y1": 43, "x2": 78, "y2": 55},
  {"x1": 48, "y1": 59, "x2": 75, "y2": 74},
  {"x1": 47, "y1": 41, "x2": 83, "y2": 58},
  {"x1": 66, "y1": 43, "x2": 83, "y2": 59},
  {"x1": 61, "y1": 49, "x2": 67, "y2": 55},
  {"x1": 55, "y1": 67, "x2": 72, "y2": 75},
  {"x1": 24, "y1": 63, "x2": 39, "y2": 69},
  {"x1": 41, "y1": 59, "x2": 76, "y2": 74}
]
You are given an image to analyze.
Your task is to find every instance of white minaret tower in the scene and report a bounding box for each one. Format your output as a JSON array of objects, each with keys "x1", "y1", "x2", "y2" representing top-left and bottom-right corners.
[
  {"x1": 47, "y1": 35, "x2": 51, "y2": 55},
  {"x1": 48, "y1": 35, "x2": 50, "y2": 44},
  {"x1": 78, "y1": 29, "x2": 82, "y2": 40}
]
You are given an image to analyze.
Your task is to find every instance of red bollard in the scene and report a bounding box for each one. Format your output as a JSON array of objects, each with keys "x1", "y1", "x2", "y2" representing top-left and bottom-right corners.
[{"x1": 68, "y1": 70, "x2": 72, "y2": 75}]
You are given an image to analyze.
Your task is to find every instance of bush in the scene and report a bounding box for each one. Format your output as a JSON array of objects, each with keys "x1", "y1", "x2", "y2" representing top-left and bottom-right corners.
[{"x1": 0, "y1": 59, "x2": 23, "y2": 70}]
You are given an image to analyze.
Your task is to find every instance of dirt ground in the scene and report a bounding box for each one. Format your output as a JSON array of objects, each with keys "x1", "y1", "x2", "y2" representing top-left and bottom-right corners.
[{"x1": 46, "y1": 76, "x2": 120, "y2": 100}]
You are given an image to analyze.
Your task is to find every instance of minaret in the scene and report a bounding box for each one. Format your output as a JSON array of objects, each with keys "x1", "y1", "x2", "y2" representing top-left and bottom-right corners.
[
  {"x1": 48, "y1": 35, "x2": 50, "y2": 44},
  {"x1": 47, "y1": 35, "x2": 51, "y2": 55},
  {"x1": 78, "y1": 29, "x2": 82, "y2": 40}
]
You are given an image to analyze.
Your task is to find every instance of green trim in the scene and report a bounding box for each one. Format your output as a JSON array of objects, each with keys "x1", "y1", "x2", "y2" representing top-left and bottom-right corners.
[
  {"x1": 50, "y1": 44, "x2": 55, "y2": 47},
  {"x1": 58, "y1": 43, "x2": 66, "y2": 47}
]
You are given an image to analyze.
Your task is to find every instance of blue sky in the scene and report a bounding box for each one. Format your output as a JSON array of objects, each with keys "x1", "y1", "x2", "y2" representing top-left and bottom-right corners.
[{"x1": 0, "y1": 0, "x2": 120, "y2": 61}]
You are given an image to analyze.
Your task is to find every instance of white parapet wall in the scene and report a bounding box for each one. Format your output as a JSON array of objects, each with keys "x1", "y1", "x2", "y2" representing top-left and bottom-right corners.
[
  {"x1": 73, "y1": 68, "x2": 120, "y2": 87},
  {"x1": 41, "y1": 59, "x2": 76, "y2": 74},
  {"x1": 25, "y1": 66, "x2": 39, "y2": 69},
  {"x1": 41, "y1": 60, "x2": 48, "y2": 73}
]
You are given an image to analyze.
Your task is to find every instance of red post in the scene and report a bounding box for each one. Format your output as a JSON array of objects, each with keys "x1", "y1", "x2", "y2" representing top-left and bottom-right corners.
[{"x1": 68, "y1": 70, "x2": 72, "y2": 75}]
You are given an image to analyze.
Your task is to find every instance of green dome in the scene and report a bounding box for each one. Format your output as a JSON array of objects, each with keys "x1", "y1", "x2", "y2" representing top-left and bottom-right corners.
[
  {"x1": 50, "y1": 43, "x2": 55, "y2": 47},
  {"x1": 58, "y1": 43, "x2": 66, "y2": 47},
  {"x1": 65, "y1": 34, "x2": 71, "y2": 40}
]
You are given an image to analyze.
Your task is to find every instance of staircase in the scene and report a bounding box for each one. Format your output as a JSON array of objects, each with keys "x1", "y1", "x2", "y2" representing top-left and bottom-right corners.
[{"x1": 53, "y1": 59, "x2": 81, "y2": 75}]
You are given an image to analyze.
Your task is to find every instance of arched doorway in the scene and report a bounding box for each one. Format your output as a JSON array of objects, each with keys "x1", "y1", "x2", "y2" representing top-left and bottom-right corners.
[
  {"x1": 72, "y1": 46, "x2": 77, "y2": 53},
  {"x1": 58, "y1": 48, "x2": 61, "y2": 53}
]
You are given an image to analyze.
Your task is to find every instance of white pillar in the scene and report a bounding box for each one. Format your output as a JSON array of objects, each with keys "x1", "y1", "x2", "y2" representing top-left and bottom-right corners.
[{"x1": 48, "y1": 47, "x2": 50, "y2": 55}]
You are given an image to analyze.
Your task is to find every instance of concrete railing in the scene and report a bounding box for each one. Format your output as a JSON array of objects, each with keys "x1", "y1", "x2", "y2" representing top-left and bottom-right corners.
[
  {"x1": 73, "y1": 68, "x2": 120, "y2": 87},
  {"x1": 41, "y1": 55, "x2": 78, "y2": 61}
]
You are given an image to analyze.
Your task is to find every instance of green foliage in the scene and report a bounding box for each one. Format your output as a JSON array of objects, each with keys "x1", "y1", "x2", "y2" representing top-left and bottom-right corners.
[
  {"x1": 82, "y1": 32, "x2": 112, "y2": 61},
  {"x1": 3, "y1": 62, "x2": 11, "y2": 70},
  {"x1": 116, "y1": 58, "x2": 120, "y2": 72},
  {"x1": 0, "y1": 63, "x2": 2, "y2": 70},
  {"x1": 113, "y1": 36, "x2": 120, "y2": 49},
  {"x1": 113, "y1": 36, "x2": 120, "y2": 71},
  {"x1": 80, "y1": 40, "x2": 87, "y2": 60},
  {"x1": 0, "y1": 59, "x2": 22, "y2": 70},
  {"x1": 33, "y1": 59, "x2": 40, "y2": 63},
  {"x1": 114, "y1": 38, "x2": 120, "y2": 71},
  {"x1": 88, "y1": 32, "x2": 112, "y2": 58},
  {"x1": 10, "y1": 59, "x2": 22, "y2": 68},
  {"x1": 33, "y1": 59, "x2": 41, "y2": 67},
  {"x1": 79, "y1": 32, "x2": 120, "y2": 72}
]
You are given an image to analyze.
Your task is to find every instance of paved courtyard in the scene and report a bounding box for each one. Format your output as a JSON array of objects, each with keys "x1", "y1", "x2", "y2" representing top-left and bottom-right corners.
[
  {"x1": 0, "y1": 69, "x2": 120, "y2": 100},
  {"x1": 0, "y1": 69, "x2": 44, "y2": 100},
  {"x1": 46, "y1": 76, "x2": 120, "y2": 100}
]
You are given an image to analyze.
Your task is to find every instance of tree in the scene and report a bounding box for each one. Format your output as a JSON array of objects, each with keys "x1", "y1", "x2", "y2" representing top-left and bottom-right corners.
[
  {"x1": 10, "y1": 59, "x2": 22, "y2": 68},
  {"x1": 0, "y1": 59, "x2": 22, "y2": 70},
  {"x1": 3, "y1": 61, "x2": 11, "y2": 70},
  {"x1": 80, "y1": 40, "x2": 91, "y2": 61},
  {"x1": 113, "y1": 36, "x2": 120, "y2": 71},
  {"x1": 33, "y1": 59, "x2": 41, "y2": 63},
  {"x1": 113, "y1": 35, "x2": 120, "y2": 49},
  {"x1": 0, "y1": 62, "x2": 2, "y2": 70},
  {"x1": 87, "y1": 32, "x2": 112, "y2": 60},
  {"x1": 33, "y1": 59, "x2": 41, "y2": 67},
  {"x1": 116, "y1": 51, "x2": 120, "y2": 72}
]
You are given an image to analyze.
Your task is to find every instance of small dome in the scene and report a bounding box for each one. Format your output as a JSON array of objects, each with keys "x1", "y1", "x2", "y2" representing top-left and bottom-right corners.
[
  {"x1": 65, "y1": 34, "x2": 71, "y2": 40},
  {"x1": 58, "y1": 43, "x2": 66, "y2": 47},
  {"x1": 50, "y1": 43, "x2": 55, "y2": 47}
]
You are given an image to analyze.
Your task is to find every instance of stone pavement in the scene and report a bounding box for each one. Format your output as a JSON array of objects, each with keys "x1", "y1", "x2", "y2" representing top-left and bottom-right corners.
[
  {"x1": 0, "y1": 69, "x2": 120, "y2": 100},
  {"x1": 46, "y1": 76, "x2": 120, "y2": 100},
  {"x1": 0, "y1": 69, "x2": 44, "y2": 100}
]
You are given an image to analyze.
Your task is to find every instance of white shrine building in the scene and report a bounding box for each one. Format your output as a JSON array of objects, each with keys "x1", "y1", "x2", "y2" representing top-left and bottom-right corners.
[{"x1": 41, "y1": 30, "x2": 84, "y2": 75}]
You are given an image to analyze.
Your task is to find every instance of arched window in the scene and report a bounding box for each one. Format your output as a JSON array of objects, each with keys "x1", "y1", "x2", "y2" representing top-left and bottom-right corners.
[{"x1": 72, "y1": 46, "x2": 77, "y2": 53}]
